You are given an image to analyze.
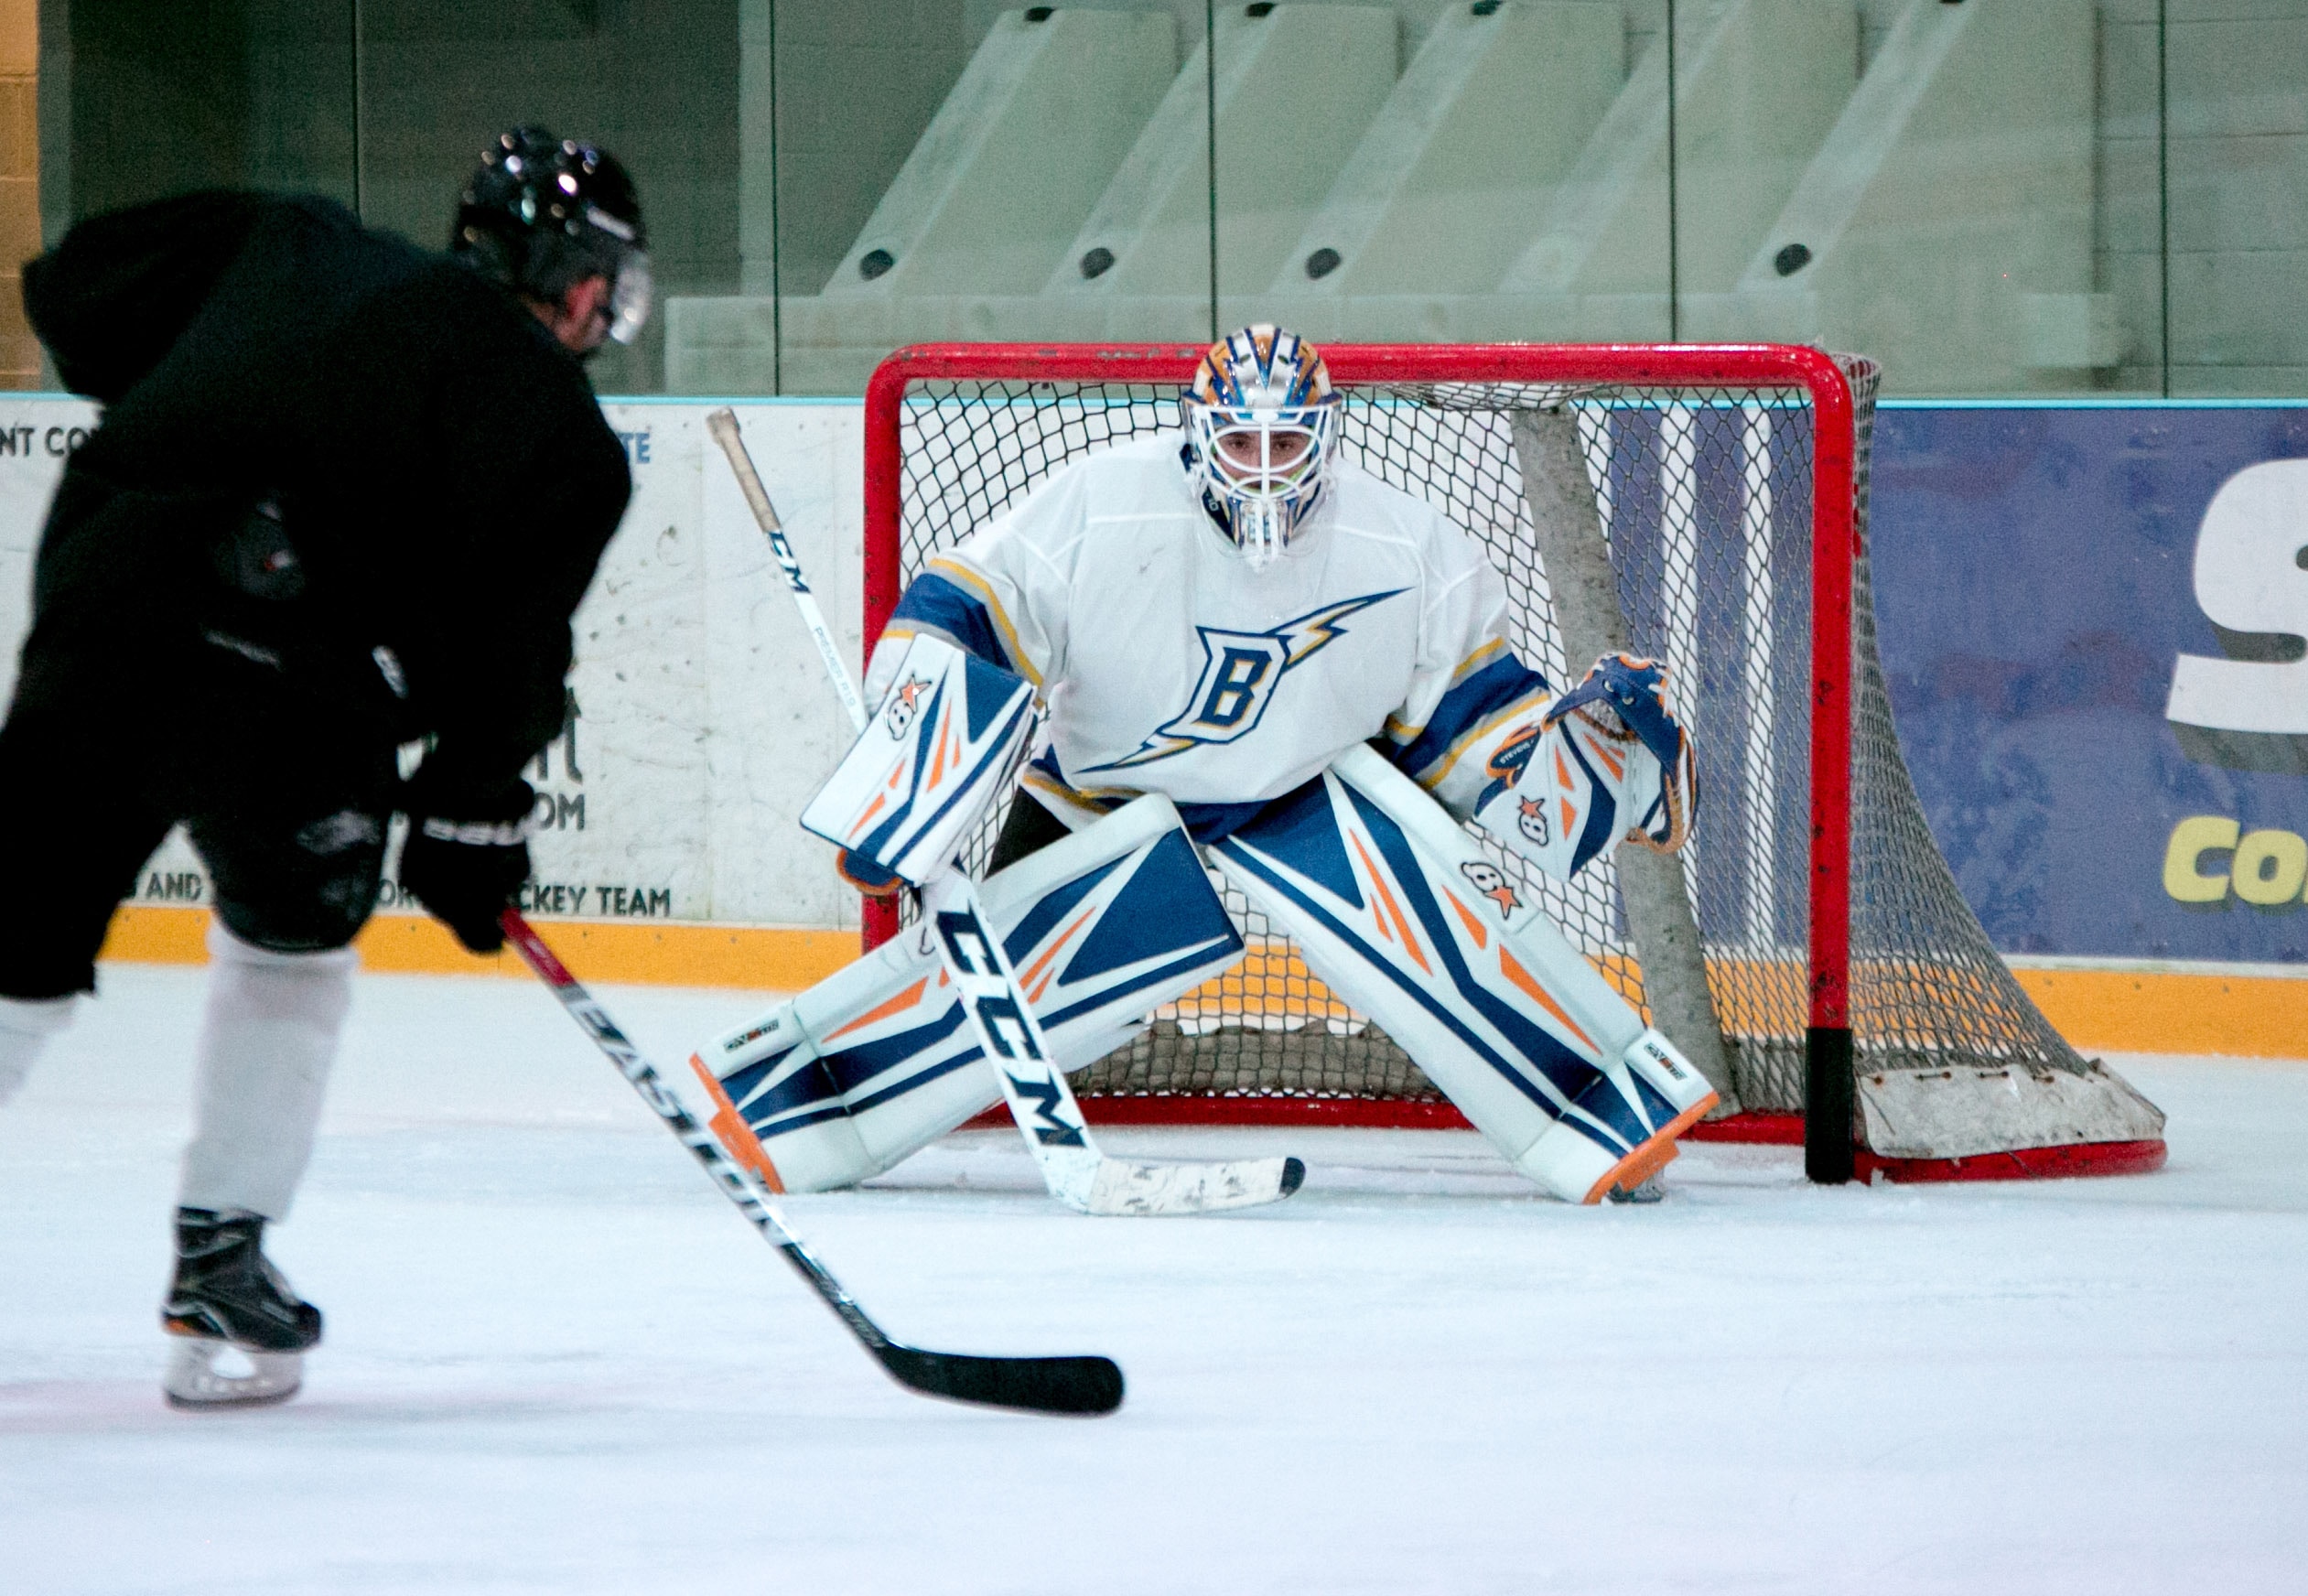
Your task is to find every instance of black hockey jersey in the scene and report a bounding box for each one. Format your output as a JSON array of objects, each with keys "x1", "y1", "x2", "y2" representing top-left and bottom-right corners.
[{"x1": 19, "y1": 191, "x2": 631, "y2": 793}]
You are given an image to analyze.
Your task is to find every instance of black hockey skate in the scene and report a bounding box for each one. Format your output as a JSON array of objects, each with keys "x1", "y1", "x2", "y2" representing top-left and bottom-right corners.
[{"x1": 160, "y1": 1208, "x2": 322, "y2": 1409}]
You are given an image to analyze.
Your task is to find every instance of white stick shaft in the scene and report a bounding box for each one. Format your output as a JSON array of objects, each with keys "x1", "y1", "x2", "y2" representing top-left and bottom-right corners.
[
  {"x1": 704, "y1": 407, "x2": 1106, "y2": 1202},
  {"x1": 920, "y1": 874, "x2": 1103, "y2": 1209},
  {"x1": 706, "y1": 408, "x2": 870, "y2": 733}
]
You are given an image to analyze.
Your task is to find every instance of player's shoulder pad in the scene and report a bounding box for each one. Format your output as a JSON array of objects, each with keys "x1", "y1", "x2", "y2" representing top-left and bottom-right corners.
[
  {"x1": 1070, "y1": 432, "x2": 1201, "y2": 512},
  {"x1": 1317, "y1": 459, "x2": 1490, "y2": 594}
]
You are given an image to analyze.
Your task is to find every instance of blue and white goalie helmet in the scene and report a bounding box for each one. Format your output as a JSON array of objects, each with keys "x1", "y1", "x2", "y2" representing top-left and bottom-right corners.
[{"x1": 1181, "y1": 325, "x2": 1341, "y2": 570}]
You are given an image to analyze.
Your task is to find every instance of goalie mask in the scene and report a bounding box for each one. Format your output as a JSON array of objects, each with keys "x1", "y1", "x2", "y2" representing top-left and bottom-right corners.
[{"x1": 1180, "y1": 325, "x2": 1340, "y2": 571}]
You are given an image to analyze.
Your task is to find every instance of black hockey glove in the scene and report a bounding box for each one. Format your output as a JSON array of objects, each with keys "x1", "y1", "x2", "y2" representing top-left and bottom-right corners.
[{"x1": 399, "y1": 774, "x2": 538, "y2": 954}]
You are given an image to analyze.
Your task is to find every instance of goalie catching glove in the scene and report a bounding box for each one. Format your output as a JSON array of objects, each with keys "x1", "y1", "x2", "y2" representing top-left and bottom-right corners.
[
  {"x1": 1471, "y1": 653, "x2": 1696, "y2": 882},
  {"x1": 397, "y1": 771, "x2": 539, "y2": 953}
]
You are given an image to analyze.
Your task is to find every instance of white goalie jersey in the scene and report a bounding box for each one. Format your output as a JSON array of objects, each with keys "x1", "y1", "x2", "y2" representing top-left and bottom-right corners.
[{"x1": 869, "y1": 433, "x2": 1552, "y2": 838}]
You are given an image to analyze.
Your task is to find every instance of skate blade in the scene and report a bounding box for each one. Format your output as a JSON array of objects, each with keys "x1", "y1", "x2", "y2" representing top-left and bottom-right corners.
[{"x1": 162, "y1": 1336, "x2": 303, "y2": 1409}]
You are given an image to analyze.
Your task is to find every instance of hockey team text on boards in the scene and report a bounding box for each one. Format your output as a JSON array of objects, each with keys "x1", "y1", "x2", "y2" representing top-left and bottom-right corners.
[{"x1": 0, "y1": 423, "x2": 92, "y2": 458}]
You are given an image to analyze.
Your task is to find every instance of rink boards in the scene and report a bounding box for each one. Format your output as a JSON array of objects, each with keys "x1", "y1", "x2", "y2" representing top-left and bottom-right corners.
[
  {"x1": 0, "y1": 395, "x2": 872, "y2": 957},
  {"x1": 0, "y1": 392, "x2": 2304, "y2": 1054}
]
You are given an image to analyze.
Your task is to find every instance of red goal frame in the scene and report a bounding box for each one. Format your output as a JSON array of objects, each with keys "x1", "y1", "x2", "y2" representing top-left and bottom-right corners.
[{"x1": 859, "y1": 342, "x2": 1861, "y2": 1170}]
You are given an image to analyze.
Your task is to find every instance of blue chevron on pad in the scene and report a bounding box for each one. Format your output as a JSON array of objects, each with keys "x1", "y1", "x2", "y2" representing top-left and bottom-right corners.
[
  {"x1": 1061, "y1": 829, "x2": 1241, "y2": 986},
  {"x1": 962, "y1": 652, "x2": 1030, "y2": 742},
  {"x1": 730, "y1": 1052, "x2": 846, "y2": 1127},
  {"x1": 1629, "y1": 1069, "x2": 1677, "y2": 1133},
  {"x1": 1002, "y1": 855, "x2": 1127, "y2": 966},
  {"x1": 722, "y1": 1041, "x2": 814, "y2": 1112},
  {"x1": 815, "y1": 1004, "x2": 973, "y2": 1097},
  {"x1": 1233, "y1": 776, "x2": 1363, "y2": 909}
]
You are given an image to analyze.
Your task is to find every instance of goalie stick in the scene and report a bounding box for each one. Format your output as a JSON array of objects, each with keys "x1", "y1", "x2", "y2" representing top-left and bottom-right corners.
[
  {"x1": 706, "y1": 408, "x2": 1303, "y2": 1217},
  {"x1": 501, "y1": 909, "x2": 1125, "y2": 1415}
]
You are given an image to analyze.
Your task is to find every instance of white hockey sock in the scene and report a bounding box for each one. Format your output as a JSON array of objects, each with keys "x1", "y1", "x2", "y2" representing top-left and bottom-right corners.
[
  {"x1": 178, "y1": 922, "x2": 357, "y2": 1222},
  {"x1": 0, "y1": 994, "x2": 78, "y2": 1108}
]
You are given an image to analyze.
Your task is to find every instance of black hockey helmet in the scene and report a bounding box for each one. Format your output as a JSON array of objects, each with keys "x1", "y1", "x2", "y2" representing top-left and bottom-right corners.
[{"x1": 453, "y1": 126, "x2": 651, "y2": 343}]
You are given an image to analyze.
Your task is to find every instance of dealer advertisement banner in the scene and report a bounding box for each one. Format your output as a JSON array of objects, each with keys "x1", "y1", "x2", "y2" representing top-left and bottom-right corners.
[{"x1": 1872, "y1": 404, "x2": 2308, "y2": 965}]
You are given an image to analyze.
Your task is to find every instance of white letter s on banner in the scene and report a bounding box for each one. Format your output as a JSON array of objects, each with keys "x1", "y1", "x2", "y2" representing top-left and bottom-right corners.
[{"x1": 2167, "y1": 459, "x2": 2308, "y2": 736}]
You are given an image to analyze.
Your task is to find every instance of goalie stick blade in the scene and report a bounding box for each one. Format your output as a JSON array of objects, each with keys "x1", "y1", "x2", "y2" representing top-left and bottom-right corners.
[
  {"x1": 1083, "y1": 1154, "x2": 1306, "y2": 1217},
  {"x1": 501, "y1": 911, "x2": 1127, "y2": 1419},
  {"x1": 874, "y1": 1345, "x2": 1126, "y2": 1417},
  {"x1": 922, "y1": 876, "x2": 1309, "y2": 1219}
]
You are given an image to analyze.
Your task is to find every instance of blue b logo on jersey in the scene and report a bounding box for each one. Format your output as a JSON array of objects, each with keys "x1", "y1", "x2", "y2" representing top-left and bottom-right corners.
[{"x1": 1084, "y1": 590, "x2": 1404, "y2": 771}]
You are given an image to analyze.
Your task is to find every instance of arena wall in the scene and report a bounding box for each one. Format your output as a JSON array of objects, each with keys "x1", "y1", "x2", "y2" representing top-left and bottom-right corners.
[{"x1": 0, "y1": 390, "x2": 2302, "y2": 1054}]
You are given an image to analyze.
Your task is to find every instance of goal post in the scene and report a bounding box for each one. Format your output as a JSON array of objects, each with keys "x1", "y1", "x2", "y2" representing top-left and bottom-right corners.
[{"x1": 858, "y1": 341, "x2": 2166, "y2": 1185}]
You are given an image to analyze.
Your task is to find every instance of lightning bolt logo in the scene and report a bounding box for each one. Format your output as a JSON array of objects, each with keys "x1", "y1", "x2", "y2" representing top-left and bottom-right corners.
[{"x1": 1084, "y1": 589, "x2": 1406, "y2": 771}]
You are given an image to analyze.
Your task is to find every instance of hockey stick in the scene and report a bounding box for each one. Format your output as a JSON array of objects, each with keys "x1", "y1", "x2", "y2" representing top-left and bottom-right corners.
[
  {"x1": 705, "y1": 408, "x2": 1303, "y2": 1216},
  {"x1": 704, "y1": 409, "x2": 868, "y2": 731},
  {"x1": 500, "y1": 908, "x2": 1124, "y2": 1415}
]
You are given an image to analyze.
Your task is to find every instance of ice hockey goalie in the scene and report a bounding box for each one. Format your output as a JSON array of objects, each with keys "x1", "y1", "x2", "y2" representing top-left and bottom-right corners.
[{"x1": 700, "y1": 326, "x2": 1715, "y2": 1203}]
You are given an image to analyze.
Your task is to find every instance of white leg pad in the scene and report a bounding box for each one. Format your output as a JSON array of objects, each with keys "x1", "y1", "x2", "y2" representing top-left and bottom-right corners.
[
  {"x1": 1209, "y1": 746, "x2": 1718, "y2": 1202},
  {"x1": 0, "y1": 994, "x2": 76, "y2": 1108},
  {"x1": 696, "y1": 794, "x2": 1243, "y2": 1192},
  {"x1": 178, "y1": 922, "x2": 356, "y2": 1221}
]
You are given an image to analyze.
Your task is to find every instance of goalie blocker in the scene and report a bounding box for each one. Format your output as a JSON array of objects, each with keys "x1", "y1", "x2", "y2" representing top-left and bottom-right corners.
[{"x1": 799, "y1": 631, "x2": 1037, "y2": 891}]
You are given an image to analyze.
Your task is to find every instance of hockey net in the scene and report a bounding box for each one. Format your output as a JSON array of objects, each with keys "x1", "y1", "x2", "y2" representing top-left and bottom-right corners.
[{"x1": 860, "y1": 343, "x2": 2164, "y2": 1178}]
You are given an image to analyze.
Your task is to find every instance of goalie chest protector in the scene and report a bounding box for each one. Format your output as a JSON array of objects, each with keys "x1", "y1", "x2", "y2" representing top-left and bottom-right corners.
[{"x1": 921, "y1": 436, "x2": 1514, "y2": 813}]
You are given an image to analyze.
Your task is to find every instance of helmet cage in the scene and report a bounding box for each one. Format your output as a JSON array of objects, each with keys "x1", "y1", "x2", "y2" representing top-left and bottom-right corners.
[
  {"x1": 605, "y1": 253, "x2": 652, "y2": 346},
  {"x1": 1180, "y1": 325, "x2": 1340, "y2": 571},
  {"x1": 1184, "y1": 401, "x2": 1338, "y2": 570},
  {"x1": 589, "y1": 207, "x2": 652, "y2": 345}
]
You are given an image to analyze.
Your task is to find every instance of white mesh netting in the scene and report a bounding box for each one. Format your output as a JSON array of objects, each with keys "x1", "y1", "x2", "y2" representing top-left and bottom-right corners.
[{"x1": 876, "y1": 354, "x2": 2093, "y2": 1115}]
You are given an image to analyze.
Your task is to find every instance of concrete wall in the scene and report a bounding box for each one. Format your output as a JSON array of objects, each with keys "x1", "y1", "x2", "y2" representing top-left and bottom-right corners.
[
  {"x1": 740, "y1": 0, "x2": 976, "y2": 300},
  {"x1": 2165, "y1": 0, "x2": 2308, "y2": 395},
  {"x1": 1500, "y1": 0, "x2": 1855, "y2": 300},
  {"x1": 350, "y1": 0, "x2": 741, "y2": 395},
  {"x1": 40, "y1": 0, "x2": 260, "y2": 224},
  {"x1": 685, "y1": 0, "x2": 2308, "y2": 399},
  {"x1": 819, "y1": 7, "x2": 1177, "y2": 297},
  {"x1": 1058, "y1": 5, "x2": 1398, "y2": 300},
  {"x1": 1693, "y1": 0, "x2": 2104, "y2": 393},
  {"x1": 1288, "y1": 1, "x2": 1624, "y2": 298},
  {"x1": 2097, "y1": 0, "x2": 2308, "y2": 397},
  {"x1": 12, "y1": 1, "x2": 2308, "y2": 399}
]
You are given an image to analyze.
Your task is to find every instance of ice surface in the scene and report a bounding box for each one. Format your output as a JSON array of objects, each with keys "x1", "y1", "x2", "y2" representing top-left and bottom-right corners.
[{"x1": 5, "y1": 964, "x2": 2305, "y2": 1594}]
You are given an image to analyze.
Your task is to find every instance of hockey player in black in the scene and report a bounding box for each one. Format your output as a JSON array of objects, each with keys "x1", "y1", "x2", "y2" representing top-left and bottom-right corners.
[{"x1": 0, "y1": 128, "x2": 646, "y2": 1407}]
